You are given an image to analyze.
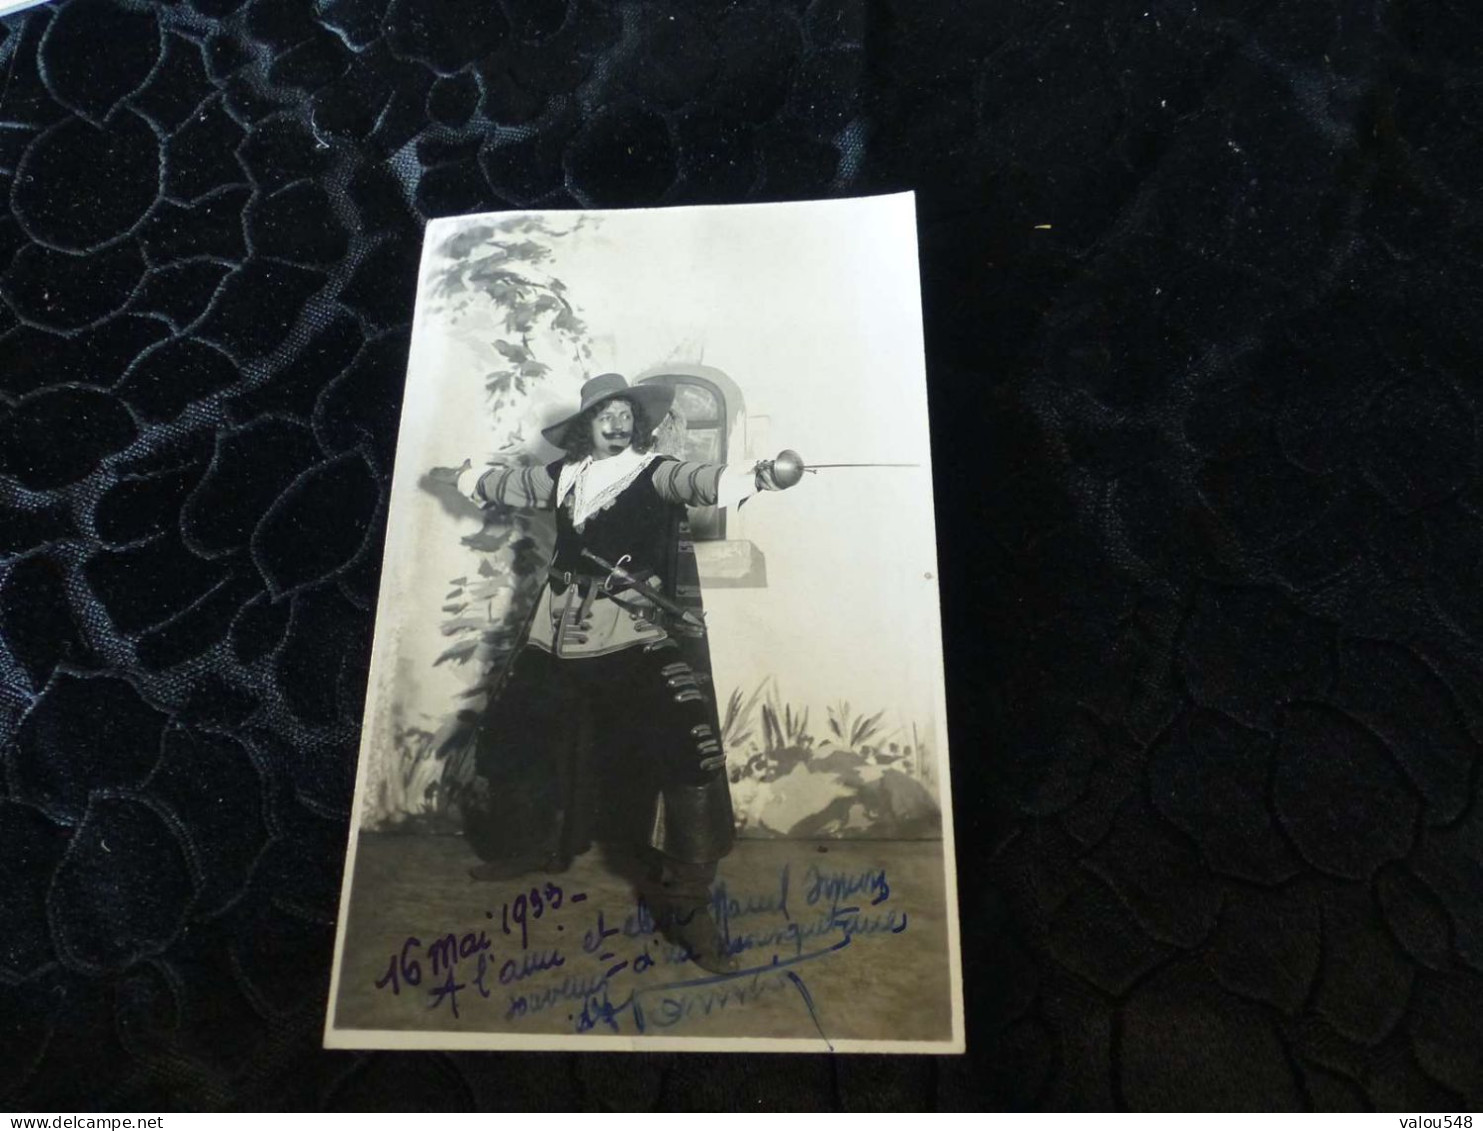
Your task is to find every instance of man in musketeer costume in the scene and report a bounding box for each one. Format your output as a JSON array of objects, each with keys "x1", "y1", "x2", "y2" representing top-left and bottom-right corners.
[{"x1": 446, "y1": 373, "x2": 795, "y2": 971}]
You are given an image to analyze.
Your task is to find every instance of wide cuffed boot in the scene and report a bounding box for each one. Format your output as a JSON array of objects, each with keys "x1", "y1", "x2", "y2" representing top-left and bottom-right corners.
[
  {"x1": 645, "y1": 853, "x2": 737, "y2": 975},
  {"x1": 661, "y1": 902, "x2": 738, "y2": 975}
]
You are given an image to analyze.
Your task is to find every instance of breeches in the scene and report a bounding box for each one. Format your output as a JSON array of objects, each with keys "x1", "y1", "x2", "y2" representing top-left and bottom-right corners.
[{"x1": 470, "y1": 640, "x2": 731, "y2": 864}]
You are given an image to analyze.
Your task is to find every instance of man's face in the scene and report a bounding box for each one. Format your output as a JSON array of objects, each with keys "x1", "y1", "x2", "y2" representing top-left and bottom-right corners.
[{"x1": 589, "y1": 399, "x2": 634, "y2": 460}]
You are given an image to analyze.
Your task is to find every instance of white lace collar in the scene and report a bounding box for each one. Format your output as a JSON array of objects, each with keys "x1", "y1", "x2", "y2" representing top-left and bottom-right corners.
[{"x1": 557, "y1": 447, "x2": 659, "y2": 530}]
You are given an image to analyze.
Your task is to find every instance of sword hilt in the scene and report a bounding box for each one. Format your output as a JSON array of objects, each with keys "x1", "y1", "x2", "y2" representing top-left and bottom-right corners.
[
  {"x1": 578, "y1": 549, "x2": 706, "y2": 628},
  {"x1": 770, "y1": 449, "x2": 806, "y2": 488},
  {"x1": 762, "y1": 450, "x2": 918, "y2": 488}
]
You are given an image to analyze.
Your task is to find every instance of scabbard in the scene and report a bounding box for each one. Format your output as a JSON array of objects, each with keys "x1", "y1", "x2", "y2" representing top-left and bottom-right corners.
[{"x1": 578, "y1": 549, "x2": 705, "y2": 628}]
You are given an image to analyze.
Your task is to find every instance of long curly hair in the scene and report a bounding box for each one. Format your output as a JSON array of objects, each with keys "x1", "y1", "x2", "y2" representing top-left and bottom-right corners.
[{"x1": 558, "y1": 396, "x2": 659, "y2": 461}]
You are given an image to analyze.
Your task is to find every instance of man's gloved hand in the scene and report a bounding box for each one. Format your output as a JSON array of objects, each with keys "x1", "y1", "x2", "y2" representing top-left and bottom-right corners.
[{"x1": 754, "y1": 455, "x2": 804, "y2": 491}]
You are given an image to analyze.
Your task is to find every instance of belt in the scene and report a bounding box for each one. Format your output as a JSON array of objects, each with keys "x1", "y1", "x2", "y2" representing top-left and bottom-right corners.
[
  {"x1": 539, "y1": 568, "x2": 670, "y2": 657},
  {"x1": 547, "y1": 566, "x2": 602, "y2": 590},
  {"x1": 547, "y1": 563, "x2": 659, "y2": 596},
  {"x1": 547, "y1": 566, "x2": 666, "y2": 624}
]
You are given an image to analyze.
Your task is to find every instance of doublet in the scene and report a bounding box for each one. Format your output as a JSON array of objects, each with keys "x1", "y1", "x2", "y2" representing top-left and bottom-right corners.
[
  {"x1": 461, "y1": 449, "x2": 749, "y2": 866},
  {"x1": 531, "y1": 454, "x2": 685, "y2": 659}
]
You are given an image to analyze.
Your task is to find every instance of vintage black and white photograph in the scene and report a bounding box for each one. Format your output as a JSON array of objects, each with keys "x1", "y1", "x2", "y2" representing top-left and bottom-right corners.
[{"x1": 324, "y1": 193, "x2": 962, "y2": 1052}]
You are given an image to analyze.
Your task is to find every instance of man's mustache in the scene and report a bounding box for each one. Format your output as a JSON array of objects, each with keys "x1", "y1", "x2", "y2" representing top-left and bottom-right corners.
[{"x1": 601, "y1": 431, "x2": 631, "y2": 441}]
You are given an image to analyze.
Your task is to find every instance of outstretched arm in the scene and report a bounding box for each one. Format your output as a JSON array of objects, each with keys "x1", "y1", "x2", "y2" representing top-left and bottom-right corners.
[
  {"x1": 650, "y1": 458, "x2": 793, "y2": 508},
  {"x1": 429, "y1": 459, "x2": 557, "y2": 509}
]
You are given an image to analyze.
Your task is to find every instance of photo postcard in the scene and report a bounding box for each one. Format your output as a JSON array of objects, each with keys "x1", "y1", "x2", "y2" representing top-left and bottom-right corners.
[{"x1": 324, "y1": 192, "x2": 964, "y2": 1052}]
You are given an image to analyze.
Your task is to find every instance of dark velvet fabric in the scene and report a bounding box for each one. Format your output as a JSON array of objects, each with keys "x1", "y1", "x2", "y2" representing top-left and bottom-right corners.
[{"x1": 0, "y1": 0, "x2": 1480, "y2": 1112}]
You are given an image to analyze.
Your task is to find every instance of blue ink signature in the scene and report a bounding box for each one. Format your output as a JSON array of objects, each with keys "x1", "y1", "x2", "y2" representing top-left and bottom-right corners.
[
  {"x1": 803, "y1": 864, "x2": 890, "y2": 909},
  {"x1": 373, "y1": 863, "x2": 906, "y2": 1039},
  {"x1": 717, "y1": 899, "x2": 908, "y2": 961},
  {"x1": 371, "y1": 883, "x2": 587, "y2": 1016},
  {"x1": 573, "y1": 937, "x2": 852, "y2": 1045}
]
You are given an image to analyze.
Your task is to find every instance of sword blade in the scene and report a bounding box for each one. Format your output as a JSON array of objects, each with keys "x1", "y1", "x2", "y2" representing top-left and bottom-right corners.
[{"x1": 804, "y1": 462, "x2": 922, "y2": 469}]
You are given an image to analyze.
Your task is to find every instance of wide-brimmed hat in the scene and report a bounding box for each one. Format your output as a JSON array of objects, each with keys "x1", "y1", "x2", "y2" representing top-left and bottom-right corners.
[{"x1": 540, "y1": 373, "x2": 676, "y2": 449}]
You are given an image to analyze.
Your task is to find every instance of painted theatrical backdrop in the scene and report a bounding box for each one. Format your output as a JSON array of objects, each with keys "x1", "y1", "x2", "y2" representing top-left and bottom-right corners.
[
  {"x1": 362, "y1": 203, "x2": 946, "y2": 846},
  {"x1": 328, "y1": 195, "x2": 960, "y2": 1051}
]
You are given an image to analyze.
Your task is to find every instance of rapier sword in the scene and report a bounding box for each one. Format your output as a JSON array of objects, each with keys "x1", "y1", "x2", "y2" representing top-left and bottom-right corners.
[{"x1": 764, "y1": 450, "x2": 920, "y2": 487}]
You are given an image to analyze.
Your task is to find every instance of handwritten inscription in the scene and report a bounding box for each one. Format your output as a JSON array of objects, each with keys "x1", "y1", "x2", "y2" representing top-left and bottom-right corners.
[
  {"x1": 497, "y1": 881, "x2": 584, "y2": 949},
  {"x1": 370, "y1": 864, "x2": 907, "y2": 1036}
]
